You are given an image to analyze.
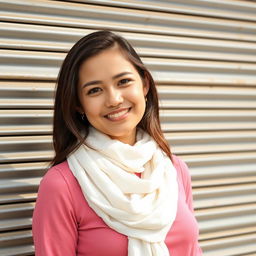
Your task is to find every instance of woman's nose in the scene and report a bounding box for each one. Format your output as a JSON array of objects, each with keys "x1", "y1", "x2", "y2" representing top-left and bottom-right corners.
[{"x1": 105, "y1": 88, "x2": 123, "y2": 108}]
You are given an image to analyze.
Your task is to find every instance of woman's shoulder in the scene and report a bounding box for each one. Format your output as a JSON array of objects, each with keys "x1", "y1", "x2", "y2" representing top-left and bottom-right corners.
[
  {"x1": 172, "y1": 154, "x2": 189, "y2": 172},
  {"x1": 46, "y1": 160, "x2": 70, "y2": 177},
  {"x1": 171, "y1": 154, "x2": 192, "y2": 187},
  {"x1": 36, "y1": 160, "x2": 89, "y2": 220},
  {"x1": 39, "y1": 160, "x2": 77, "y2": 195}
]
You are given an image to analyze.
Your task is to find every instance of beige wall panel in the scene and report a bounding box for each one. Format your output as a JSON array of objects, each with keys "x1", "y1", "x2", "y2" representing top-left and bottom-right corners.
[{"x1": 0, "y1": 0, "x2": 255, "y2": 255}]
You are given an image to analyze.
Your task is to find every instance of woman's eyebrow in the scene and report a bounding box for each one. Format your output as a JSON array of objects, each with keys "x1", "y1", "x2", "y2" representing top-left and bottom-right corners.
[{"x1": 82, "y1": 72, "x2": 133, "y2": 88}]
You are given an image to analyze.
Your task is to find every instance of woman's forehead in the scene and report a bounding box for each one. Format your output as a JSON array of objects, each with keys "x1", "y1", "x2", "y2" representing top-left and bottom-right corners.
[{"x1": 78, "y1": 48, "x2": 137, "y2": 79}]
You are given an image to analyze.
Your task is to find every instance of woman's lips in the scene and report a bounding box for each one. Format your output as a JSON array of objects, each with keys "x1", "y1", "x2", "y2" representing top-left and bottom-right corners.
[{"x1": 105, "y1": 108, "x2": 131, "y2": 121}]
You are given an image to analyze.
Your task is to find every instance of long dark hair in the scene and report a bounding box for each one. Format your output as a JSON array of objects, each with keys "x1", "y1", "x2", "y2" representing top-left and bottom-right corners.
[{"x1": 51, "y1": 30, "x2": 172, "y2": 166}]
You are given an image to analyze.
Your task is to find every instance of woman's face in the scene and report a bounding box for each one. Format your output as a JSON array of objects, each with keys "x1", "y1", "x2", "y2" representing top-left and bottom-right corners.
[{"x1": 77, "y1": 45, "x2": 149, "y2": 145}]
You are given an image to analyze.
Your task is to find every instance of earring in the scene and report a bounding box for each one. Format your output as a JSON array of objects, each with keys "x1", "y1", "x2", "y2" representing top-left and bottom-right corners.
[
  {"x1": 81, "y1": 113, "x2": 86, "y2": 121},
  {"x1": 145, "y1": 96, "x2": 148, "y2": 103}
]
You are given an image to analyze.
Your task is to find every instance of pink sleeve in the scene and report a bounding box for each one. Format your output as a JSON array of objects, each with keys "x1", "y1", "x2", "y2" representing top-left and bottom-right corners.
[
  {"x1": 176, "y1": 157, "x2": 195, "y2": 212},
  {"x1": 173, "y1": 155, "x2": 203, "y2": 255},
  {"x1": 180, "y1": 160, "x2": 194, "y2": 212},
  {"x1": 32, "y1": 167, "x2": 78, "y2": 255}
]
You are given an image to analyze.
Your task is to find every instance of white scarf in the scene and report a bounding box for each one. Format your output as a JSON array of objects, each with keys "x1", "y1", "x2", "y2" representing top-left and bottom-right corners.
[{"x1": 67, "y1": 127, "x2": 178, "y2": 256}]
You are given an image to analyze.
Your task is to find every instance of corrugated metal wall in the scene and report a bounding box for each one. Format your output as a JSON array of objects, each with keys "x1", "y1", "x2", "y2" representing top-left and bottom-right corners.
[{"x1": 0, "y1": 0, "x2": 256, "y2": 255}]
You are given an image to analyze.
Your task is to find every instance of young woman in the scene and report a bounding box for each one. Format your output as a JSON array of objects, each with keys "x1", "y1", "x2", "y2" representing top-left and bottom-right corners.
[{"x1": 32, "y1": 30, "x2": 202, "y2": 256}]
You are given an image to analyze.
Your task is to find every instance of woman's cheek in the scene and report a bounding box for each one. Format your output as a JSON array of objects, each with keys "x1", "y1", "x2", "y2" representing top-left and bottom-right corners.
[{"x1": 127, "y1": 87, "x2": 144, "y2": 99}]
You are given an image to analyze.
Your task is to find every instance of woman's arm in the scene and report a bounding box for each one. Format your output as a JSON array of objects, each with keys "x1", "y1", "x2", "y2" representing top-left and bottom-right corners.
[
  {"x1": 173, "y1": 155, "x2": 203, "y2": 255},
  {"x1": 32, "y1": 167, "x2": 78, "y2": 255}
]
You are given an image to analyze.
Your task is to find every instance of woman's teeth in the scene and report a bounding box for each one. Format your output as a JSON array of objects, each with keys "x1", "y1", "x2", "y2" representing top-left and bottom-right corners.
[{"x1": 107, "y1": 109, "x2": 129, "y2": 119}]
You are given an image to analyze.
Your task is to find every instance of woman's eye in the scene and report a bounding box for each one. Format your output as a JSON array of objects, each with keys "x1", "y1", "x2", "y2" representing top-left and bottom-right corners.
[
  {"x1": 87, "y1": 87, "x2": 101, "y2": 95},
  {"x1": 118, "y1": 78, "x2": 131, "y2": 86}
]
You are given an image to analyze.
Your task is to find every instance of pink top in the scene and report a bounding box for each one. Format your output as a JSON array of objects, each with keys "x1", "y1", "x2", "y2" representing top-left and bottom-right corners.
[{"x1": 32, "y1": 155, "x2": 202, "y2": 256}]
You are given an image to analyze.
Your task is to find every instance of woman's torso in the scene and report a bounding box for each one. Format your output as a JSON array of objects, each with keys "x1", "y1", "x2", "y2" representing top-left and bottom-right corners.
[{"x1": 32, "y1": 155, "x2": 202, "y2": 256}]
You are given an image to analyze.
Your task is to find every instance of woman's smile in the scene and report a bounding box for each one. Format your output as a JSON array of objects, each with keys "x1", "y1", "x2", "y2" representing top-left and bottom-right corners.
[{"x1": 105, "y1": 107, "x2": 131, "y2": 121}]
